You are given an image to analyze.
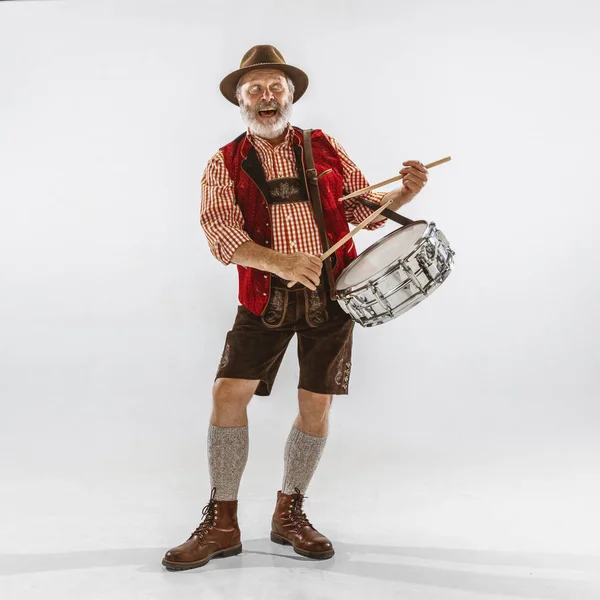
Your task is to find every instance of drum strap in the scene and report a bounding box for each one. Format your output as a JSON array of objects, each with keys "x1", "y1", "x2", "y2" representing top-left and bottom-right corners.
[
  {"x1": 302, "y1": 129, "x2": 338, "y2": 300},
  {"x1": 354, "y1": 197, "x2": 415, "y2": 227}
]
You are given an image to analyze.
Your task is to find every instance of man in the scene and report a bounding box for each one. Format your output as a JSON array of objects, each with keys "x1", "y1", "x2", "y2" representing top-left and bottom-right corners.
[{"x1": 162, "y1": 45, "x2": 428, "y2": 571}]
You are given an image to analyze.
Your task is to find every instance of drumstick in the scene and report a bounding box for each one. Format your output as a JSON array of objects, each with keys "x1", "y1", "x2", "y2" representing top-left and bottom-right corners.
[
  {"x1": 322, "y1": 197, "x2": 394, "y2": 260},
  {"x1": 286, "y1": 197, "x2": 394, "y2": 288},
  {"x1": 286, "y1": 155, "x2": 451, "y2": 288},
  {"x1": 338, "y1": 156, "x2": 452, "y2": 201}
]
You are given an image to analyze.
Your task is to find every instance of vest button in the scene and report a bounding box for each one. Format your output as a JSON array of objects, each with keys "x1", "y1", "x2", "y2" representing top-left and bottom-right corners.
[
  {"x1": 264, "y1": 275, "x2": 268, "y2": 279},
  {"x1": 263, "y1": 293, "x2": 267, "y2": 296},
  {"x1": 265, "y1": 240, "x2": 269, "y2": 245}
]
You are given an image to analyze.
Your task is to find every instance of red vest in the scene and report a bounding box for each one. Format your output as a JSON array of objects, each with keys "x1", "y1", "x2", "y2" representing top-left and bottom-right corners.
[{"x1": 220, "y1": 127, "x2": 357, "y2": 316}]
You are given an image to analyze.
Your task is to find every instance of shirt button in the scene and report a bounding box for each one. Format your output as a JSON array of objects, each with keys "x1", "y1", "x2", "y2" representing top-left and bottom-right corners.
[
  {"x1": 290, "y1": 241, "x2": 296, "y2": 248},
  {"x1": 286, "y1": 214, "x2": 292, "y2": 221}
]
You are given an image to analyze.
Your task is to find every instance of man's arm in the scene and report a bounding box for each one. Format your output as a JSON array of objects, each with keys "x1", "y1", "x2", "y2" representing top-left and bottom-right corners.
[
  {"x1": 323, "y1": 134, "x2": 424, "y2": 225},
  {"x1": 231, "y1": 241, "x2": 322, "y2": 291},
  {"x1": 200, "y1": 151, "x2": 252, "y2": 265},
  {"x1": 369, "y1": 187, "x2": 412, "y2": 223},
  {"x1": 200, "y1": 151, "x2": 322, "y2": 290},
  {"x1": 371, "y1": 160, "x2": 428, "y2": 222}
]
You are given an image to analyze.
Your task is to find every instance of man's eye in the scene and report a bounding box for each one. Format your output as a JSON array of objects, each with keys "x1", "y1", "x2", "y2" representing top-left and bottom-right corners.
[
  {"x1": 272, "y1": 85, "x2": 282, "y2": 91},
  {"x1": 250, "y1": 86, "x2": 260, "y2": 93}
]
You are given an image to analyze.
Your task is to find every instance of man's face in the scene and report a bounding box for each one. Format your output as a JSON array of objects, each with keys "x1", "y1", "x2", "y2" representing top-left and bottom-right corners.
[{"x1": 236, "y1": 69, "x2": 293, "y2": 139}]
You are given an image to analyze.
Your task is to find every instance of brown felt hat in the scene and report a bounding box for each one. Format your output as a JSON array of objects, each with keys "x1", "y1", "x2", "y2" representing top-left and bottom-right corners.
[{"x1": 220, "y1": 45, "x2": 309, "y2": 106}]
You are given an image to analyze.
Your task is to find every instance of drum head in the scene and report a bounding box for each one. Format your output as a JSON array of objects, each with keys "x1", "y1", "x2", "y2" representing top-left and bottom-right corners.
[{"x1": 337, "y1": 222, "x2": 429, "y2": 290}]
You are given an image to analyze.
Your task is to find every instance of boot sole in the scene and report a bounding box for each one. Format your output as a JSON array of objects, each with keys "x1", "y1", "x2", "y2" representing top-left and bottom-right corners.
[
  {"x1": 270, "y1": 532, "x2": 335, "y2": 560},
  {"x1": 162, "y1": 543, "x2": 243, "y2": 571}
]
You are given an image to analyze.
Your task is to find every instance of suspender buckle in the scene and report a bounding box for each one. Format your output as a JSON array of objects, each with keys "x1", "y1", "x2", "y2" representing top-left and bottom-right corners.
[
  {"x1": 306, "y1": 168, "x2": 332, "y2": 183},
  {"x1": 306, "y1": 168, "x2": 318, "y2": 183}
]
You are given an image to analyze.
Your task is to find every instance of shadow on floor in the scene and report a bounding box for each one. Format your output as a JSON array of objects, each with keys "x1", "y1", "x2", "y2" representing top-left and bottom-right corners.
[{"x1": 2, "y1": 539, "x2": 599, "y2": 599}]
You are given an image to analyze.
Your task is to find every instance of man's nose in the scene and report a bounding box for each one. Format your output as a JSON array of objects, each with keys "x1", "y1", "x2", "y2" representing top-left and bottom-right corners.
[{"x1": 260, "y1": 89, "x2": 275, "y2": 102}]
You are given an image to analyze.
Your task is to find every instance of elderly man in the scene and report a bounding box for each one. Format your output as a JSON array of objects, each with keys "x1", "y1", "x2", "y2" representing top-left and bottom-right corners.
[{"x1": 162, "y1": 45, "x2": 428, "y2": 571}]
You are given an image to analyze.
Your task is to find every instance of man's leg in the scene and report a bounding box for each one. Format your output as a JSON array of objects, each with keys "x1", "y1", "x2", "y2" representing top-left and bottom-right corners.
[
  {"x1": 281, "y1": 389, "x2": 331, "y2": 495},
  {"x1": 270, "y1": 292, "x2": 352, "y2": 560},
  {"x1": 208, "y1": 377, "x2": 257, "y2": 501},
  {"x1": 162, "y1": 377, "x2": 257, "y2": 571},
  {"x1": 163, "y1": 297, "x2": 295, "y2": 571},
  {"x1": 271, "y1": 389, "x2": 335, "y2": 559}
]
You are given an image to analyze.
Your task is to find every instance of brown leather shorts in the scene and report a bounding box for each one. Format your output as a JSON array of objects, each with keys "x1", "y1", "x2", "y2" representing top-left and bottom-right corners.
[{"x1": 215, "y1": 277, "x2": 354, "y2": 396}]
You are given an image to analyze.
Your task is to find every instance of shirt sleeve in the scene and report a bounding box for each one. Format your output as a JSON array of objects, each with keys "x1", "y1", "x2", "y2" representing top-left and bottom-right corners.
[
  {"x1": 200, "y1": 150, "x2": 252, "y2": 265},
  {"x1": 324, "y1": 133, "x2": 388, "y2": 230}
]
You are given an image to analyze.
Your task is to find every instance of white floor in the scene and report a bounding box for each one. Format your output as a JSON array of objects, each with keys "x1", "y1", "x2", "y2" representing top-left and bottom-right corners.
[{"x1": 3, "y1": 447, "x2": 600, "y2": 600}]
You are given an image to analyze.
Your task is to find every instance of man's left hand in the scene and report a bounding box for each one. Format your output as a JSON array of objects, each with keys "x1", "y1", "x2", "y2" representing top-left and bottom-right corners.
[{"x1": 399, "y1": 160, "x2": 428, "y2": 198}]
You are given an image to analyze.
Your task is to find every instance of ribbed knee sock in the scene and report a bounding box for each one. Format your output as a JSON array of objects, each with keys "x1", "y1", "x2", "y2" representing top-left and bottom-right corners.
[
  {"x1": 207, "y1": 423, "x2": 249, "y2": 501},
  {"x1": 281, "y1": 426, "x2": 327, "y2": 495}
]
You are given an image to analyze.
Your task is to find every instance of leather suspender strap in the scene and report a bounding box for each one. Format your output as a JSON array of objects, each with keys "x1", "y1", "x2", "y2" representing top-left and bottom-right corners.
[{"x1": 302, "y1": 129, "x2": 337, "y2": 300}]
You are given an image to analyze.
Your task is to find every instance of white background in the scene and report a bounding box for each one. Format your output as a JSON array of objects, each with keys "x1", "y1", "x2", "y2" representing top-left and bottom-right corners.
[{"x1": 1, "y1": 1, "x2": 599, "y2": 598}]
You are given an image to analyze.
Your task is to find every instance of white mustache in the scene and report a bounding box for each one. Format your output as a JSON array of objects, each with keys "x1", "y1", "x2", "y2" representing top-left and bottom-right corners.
[
  {"x1": 240, "y1": 97, "x2": 293, "y2": 139},
  {"x1": 257, "y1": 103, "x2": 279, "y2": 112}
]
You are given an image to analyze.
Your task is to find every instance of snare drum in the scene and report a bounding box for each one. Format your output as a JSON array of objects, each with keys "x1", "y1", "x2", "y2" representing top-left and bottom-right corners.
[{"x1": 335, "y1": 221, "x2": 454, "y2": 327}]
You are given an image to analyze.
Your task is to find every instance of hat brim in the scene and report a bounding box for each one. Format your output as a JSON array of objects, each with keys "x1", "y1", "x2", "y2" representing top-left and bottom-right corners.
[{"x1": 219, "y1": 63, "x2": 309, "y2": 106}]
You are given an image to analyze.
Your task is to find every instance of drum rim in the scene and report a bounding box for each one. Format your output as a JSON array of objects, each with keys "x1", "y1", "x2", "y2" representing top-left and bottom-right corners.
[{"x1": 336, "y1": 219, "x2": 431, "y2": 294}]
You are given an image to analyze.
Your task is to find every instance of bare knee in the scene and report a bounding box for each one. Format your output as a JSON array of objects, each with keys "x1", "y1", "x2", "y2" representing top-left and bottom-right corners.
[
  {"x1": 298, "y1": 389, "x2": 332, "y2": 425},
  {"x1": 211, "y1": 378, "x2": 257, "y2": 426}
]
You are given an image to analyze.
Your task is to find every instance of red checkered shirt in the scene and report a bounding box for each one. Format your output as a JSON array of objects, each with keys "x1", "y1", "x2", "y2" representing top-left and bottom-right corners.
[{"x1": 200, "y1": 123, "x2": 387, "y2": 264}]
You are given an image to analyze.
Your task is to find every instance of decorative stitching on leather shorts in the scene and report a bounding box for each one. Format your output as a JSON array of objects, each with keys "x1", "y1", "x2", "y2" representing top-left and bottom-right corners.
[
  {"x1": 218, "y1": 342, "x2": 231, "y2": 370},
  {"x1": 334, "y1": 357, "x2": 351, "y2": 393},
  {"x1": 261, "y1": 288, "x2": 288, "y2": 328},
  {"x1": 305, "y1": 288, "x2": 328, "y2": 328}
]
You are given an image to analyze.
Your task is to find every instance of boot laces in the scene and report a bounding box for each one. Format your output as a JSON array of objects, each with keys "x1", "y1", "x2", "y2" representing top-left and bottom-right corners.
[
  {"x1": 290, "y1": 487, "x2": 314, "y2": 530},
  {"x1": 190, "y1": 486, "x2": 218, "y2": 541}
]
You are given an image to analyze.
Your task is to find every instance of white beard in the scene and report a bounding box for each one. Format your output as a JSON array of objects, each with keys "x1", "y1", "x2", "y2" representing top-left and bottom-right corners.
[{"x1": 240, "y1": 97, "x2": 293, "y2": 139}]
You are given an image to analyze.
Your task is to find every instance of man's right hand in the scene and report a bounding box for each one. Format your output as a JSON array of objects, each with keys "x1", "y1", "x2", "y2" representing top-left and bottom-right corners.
[{"x1": 271, "y1": 253, "x2": 322, "y2": 290}]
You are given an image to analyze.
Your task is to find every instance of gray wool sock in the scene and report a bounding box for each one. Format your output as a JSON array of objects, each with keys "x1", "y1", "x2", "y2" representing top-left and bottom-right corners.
[
  {"x1": 207, "y1": 423, "x2": 249, "y2": 501},
  {"x1": 281, "y1": 426, "x2": 327, "y2": 495}
]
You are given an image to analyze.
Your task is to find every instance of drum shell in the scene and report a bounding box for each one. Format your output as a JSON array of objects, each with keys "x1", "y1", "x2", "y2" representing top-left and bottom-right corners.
[{"x1": 335, "y1": 221, "x2": 454, "y2": 327}]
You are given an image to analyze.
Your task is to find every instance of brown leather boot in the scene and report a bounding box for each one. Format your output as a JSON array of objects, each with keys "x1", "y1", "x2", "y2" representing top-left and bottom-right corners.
[
  {"x1": 270, "y1": 488, "x2": 334, "y2": 559},
  {"x1": 162, "y1": 487, "x2": 242, "y2": 571}
]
